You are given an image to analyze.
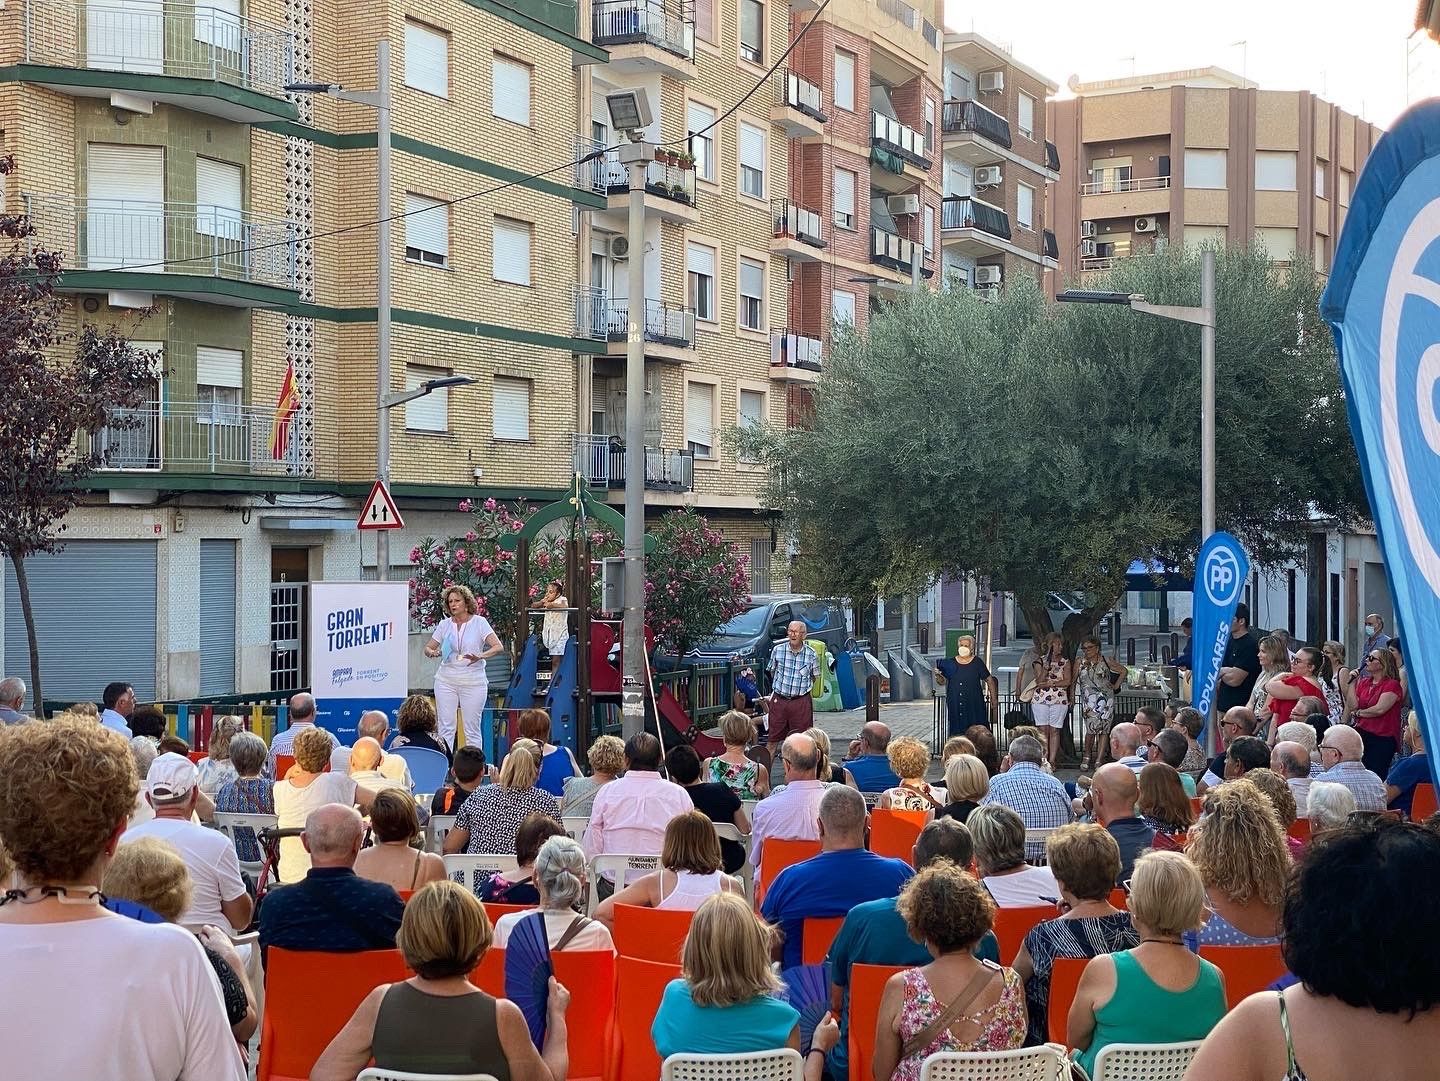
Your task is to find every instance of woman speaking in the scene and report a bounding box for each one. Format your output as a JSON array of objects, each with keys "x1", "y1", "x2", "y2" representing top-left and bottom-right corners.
[{"x1": 424, "y1": 585, "x2": 504, "y2": 751}]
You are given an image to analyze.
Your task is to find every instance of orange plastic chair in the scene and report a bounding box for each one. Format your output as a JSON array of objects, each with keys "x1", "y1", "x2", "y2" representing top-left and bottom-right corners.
[
  {"x1": 186, "y1": 750, "x2": 207, "y2": 764},
  {"x1": 257, "y1": 947, "x2": 409, "y2": 1081},
  {"x1": 1199, "y1": 943, "x2": 1287, "y2": 1008},
  {"x1": 847, "y1": 964, "x2": 906, "y2": 1081},
  {"x1": 869, "y1": 808, "x2": 929, "y2": 864},
  {"x1": 1411, "y1": 783, "x2": 1438, "y2": 822},
  {"x1": 1047, "y1": 956, "x2": 1089, "y2": 1044},
  {"x1": 553, "y1": 950, "x2": 617, "y2": 1081},
  {"x1": 483, "y1": 901, "x2": 532, "y2": 924},
  {"x1": 991, "y1": 905, "x2": 1053, "y2": 965},
  {"x1": 802, "y1": 916, "x2": 845, "y2": 965},
  {"x1": 613, "y1": 904, "x2": 694, "y2": 964},
  {"x1": 1287, "y1": 818, "x2": 1312, "y2": 843},
  {"x1": 1108, "y1": 887, "x2": 1128, "y2": 909},
  {"x1": 1190, "y1": 796, "x2": 1204, "y2": 816},
  {"x1": 755, "y1": 837, "x2": 821, "y2": 906},
  {"x1": 614, "y1": 955, "x2": 681, "y2": 1081},
  {"x1": 396, "y1": 889, "x2": 414, "y2": 904},
  {"x1": 274, "y1": 753, "x2": 296, "y2": 780},
  {"x1": 472, "y1": 946, "x2": 505, "y2": 997}
]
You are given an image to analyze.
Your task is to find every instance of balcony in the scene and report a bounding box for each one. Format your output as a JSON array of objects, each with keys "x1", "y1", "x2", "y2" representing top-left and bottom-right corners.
[
  {"x1": 1046, "y1": 141, "x2": 1061, "y2": 173},
  {"x1": 590, "y1": 295, "x2": 696, "y2": 363},
  {"x1": 573, "y1": 435, "x2": 695, "y2": 492},
  {"x1": 20, "y1": 0, "x2": 297, "y2": 123},
  {"x1": 82, "y1": 401, "x2": 296, "y2": 476},
  {"x1": 24, "y1": 193, "x2": 299, "y2": 308},
  {"x1": 771, "y1": 198, "x2": 825, "y2": 262},
  {"x1": 771, "y1": 69, "x2": 826, "y2": 138},
  {"x1": 770, "y1": 330, "x2": 822, "y2": 383},
  {"x1": 871, "y1": 111, "x2": 930, "y2": 170},
  {"x1": 571, "y1": 285, "x2": 609, "y2": 341},
  {"x1": 576, "y1": 143, "x2": 700, "y2": 223},
  {"x1": 591, "y1": 0, "x2": 695, "y2": 79},
  {"x1": 942, "y1": 98, "x2": 1013, "y2": 167},
  {"x1": 869, "y1": 226, "x2": 925, "y2": 274},
  {"x1": 941, "y1": 195, "x2": 1011, "y2": 238},
  {"x1": 1080, "y1": 175, "x2": 1172, "y2": 219}
]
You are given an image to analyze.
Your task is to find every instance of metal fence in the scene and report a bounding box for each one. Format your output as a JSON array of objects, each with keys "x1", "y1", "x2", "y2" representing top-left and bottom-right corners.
[
  {"x1": 81, "y1": 401, "x2": 297, "y2": 475},
  {"x1": 591, "y1": 0, "x2": 693, "y2": 59}
]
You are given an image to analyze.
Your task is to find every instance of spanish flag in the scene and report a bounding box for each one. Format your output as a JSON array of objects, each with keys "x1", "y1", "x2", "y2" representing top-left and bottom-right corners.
[{"x1": 270, "y1": 359, "x2": 300, "y2": 461}]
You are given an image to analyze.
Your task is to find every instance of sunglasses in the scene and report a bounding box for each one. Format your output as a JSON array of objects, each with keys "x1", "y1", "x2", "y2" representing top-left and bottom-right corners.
[{"x1": 1145, "y1": 740, "x2": 1159, "y2": 750}]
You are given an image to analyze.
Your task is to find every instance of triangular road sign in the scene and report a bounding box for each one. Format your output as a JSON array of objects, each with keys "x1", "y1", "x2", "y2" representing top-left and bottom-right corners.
[{"x1": 357, "y1": 479, "x2": 405, "y2": 531}]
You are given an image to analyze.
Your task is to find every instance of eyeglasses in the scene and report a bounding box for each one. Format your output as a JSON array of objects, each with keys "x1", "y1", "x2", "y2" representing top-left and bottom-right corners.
[
  {"x1": 1318, "y1": 743, "x2": 1340, "y2": 753},
  {"x1": 1220, "y1": 720, "x2": 1241, "y2": 731},
  {"x1": 1145, "y1": 740, "x2": 1159, "y2": 750}
]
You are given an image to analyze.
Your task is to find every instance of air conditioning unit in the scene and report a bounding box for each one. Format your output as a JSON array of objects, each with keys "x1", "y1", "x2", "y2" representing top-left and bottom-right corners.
[
  {"x1": 886, "y1": 194, "x2": 920, "y2": 216},
  {"x1": 1080, "y1": 219, "x2": 1096, "y2": 238},
  {"x1": 974, "y1": 165, "x2": 1003, "y2": 186},
  {"x1": 1081, "y1": 238, "x2": 1097, "y2": 257},
  {"x1": 607, "y1": 235, "x2": 630, "y2": 260},
  {"x1": 1134, "y1": 216, "x2": 1157, "y2": 233},
  {"x1": 979, "y1": 71, "x2": 1004, "y2": 93},
  {"x1": 974, "y1": 265, "x2": 1002, "y2": 285}
]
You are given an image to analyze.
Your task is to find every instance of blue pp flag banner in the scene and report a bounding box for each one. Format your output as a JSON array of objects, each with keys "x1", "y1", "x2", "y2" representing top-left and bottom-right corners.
[
  {"x1": 1191, "y1": 531, "x2": 1250, "y2": 718},
  {"x1": 1320, "y1": 100, "x2": 1440, "y2": 759}
]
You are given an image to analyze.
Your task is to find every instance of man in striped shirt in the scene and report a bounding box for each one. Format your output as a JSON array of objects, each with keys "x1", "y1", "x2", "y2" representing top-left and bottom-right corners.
[
  {"x1": 266, "y1": 692, "x2": 337, "y2": 778},
  {"x1": 765, "y1": 620, "x2": 819, "y2": 760}
]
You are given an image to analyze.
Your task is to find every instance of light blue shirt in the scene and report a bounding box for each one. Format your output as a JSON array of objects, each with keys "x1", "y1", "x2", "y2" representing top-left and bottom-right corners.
[
  {"x1": 100, "y1": 709, "x2": 130, "y2": 734},
  {"x1": 652, "y1": 980, "x2": 800, "y2": 1059}
]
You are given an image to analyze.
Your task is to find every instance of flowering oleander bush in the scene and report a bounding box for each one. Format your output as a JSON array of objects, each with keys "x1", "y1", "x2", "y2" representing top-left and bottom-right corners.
[{"x1": 643, "y1": 510, "x2": 752, "y2": 656}]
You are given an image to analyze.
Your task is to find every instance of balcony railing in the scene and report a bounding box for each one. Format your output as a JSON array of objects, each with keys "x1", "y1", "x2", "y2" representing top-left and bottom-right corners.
[
  {"x1": 591, "y1": 295, "x2": 696, "y2": 349},
  {"x1": 772, "y1": 198, "x2": 825, "y2": 248},
  {"x1": 23, "y1": 0, "x2": 295, "y2": 96},
  {"x1": 941, "y1": 99, "x2": 1012, "y2": 149},
  {"x1": 871, "y1": 111, "x2": 928, "y2": 167},
  {"x1": 81, "y1": 401, "x2": 296, "y2": 475},
  {"x1": 877, "y1": 0, "x2": 919, "y2": 30},
  {"x1": 24, "y1": 193, "x2": 298, "y2": 289},
  {"x1": 573, "y1": 434, "x2": 695, "y2": 492},
  {"x1": 940, "y1": 195, "x2": 1012, "y2": 241},
  {"x1": 1081, "y1": 175, "x2": 1171, "y2": 195},
  {"x1": 591, "y1": 0, "x2": 693, "y2": 60},
  {"x1": 870, "y1": 226, "x2": 919, "y2": 272},
  {"x1": 1080, "y1": 256, "x2": 1117, "y2": 272},
  {"x1": 1043, "y1": 229, "x2": 1059, "y2": 259},
  {"x1": 1046, "y1": 141, "x2": 1061, "y2": 173},
  {"x1": 572, "y1": 284, "x2": 608, "y2": 340},
  {"x1": 775, "y1": 69, "x2": 825, "y2": 121},
  {"x1": 771, "y1": 330, "x2": 823, "y2": 371},
  {"x1": 576, "y1": 141, "x2": 697, "y2": 207}
]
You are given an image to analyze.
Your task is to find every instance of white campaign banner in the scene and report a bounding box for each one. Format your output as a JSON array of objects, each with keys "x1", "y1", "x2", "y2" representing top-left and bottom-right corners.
[{"x1": 308, "y1": 580, "x2": 410, "y2": 742}]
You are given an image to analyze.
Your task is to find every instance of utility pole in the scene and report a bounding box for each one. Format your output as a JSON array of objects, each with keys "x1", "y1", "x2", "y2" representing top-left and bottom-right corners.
[
  {"x1": 374, "y1": 38, "x2": 393, "y2": 581},
  {"x1": 1199, "y1": 249, "x2": 1216, "y2": 541}
]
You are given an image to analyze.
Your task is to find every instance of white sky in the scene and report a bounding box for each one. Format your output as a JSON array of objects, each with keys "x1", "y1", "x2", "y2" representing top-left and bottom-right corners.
[{"x1": 943, "y1": 0, "x2": 1439, "y2": 128}]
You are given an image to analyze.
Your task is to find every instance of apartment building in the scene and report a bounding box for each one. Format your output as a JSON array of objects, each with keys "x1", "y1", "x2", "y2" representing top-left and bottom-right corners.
[
  {"x1": 1047, "y1": 67, "x2": 1383, "y2": 283},
  {"x1": 938, "y1": 32, "x2": 1059, "y2": 297}
]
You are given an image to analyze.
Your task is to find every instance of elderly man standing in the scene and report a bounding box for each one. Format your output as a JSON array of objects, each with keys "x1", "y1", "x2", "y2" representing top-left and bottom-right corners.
[
  {"x1": 1363, "y1": 613, "x2": 1391, "y2": 657},
  {"x1": 1090, "y1": 763, "x2": 1154, "y2": 883},
  {"x1": 1317, "y1": 726, "x2": 1388, "y2": 811},
  {"x1": 583, "y1": 732, "x2": 691, "y2": 893},
  {"x1": 1272, "y1": 741, "x2": 1315, "y2": 812},
  {"x1": 760, "y1": 785, "x2": 912, "y2": 969},
  {"x1": 0, "y1": 677, "x2": 26, "y2": 724},
  {"x1": 266, "y1": 692, "x2": 337, "y2": 778},
  {"x1": 982, "y1": 734, "x2": 1074, "y2": 861},
  {"x1": 750, "y1": 732, "x2": 829, "y2": 883},
  {"x1": 843, "y1": 721, "x2": 901, "y2": 793},
  {"x1": 1197, "y1": 706, "x2": 1257, "y2": 794},
  {"x1": 765, "y1": 620, "x2": 820, "y2": 761}
]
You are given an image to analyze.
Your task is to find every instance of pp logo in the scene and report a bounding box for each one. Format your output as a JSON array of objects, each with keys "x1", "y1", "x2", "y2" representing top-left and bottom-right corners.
[
  {"x1": 1202, "y1": 547, "x2": 1242, "y2": 607},
  {"x1": 1381, "y1": 196, "x2": 1440, "y2": 599}
]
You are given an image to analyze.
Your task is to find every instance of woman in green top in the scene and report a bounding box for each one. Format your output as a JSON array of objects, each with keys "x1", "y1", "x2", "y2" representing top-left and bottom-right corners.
[{"x1": 1068, "y1": 850, "x2": 1227, "y2": 1075}]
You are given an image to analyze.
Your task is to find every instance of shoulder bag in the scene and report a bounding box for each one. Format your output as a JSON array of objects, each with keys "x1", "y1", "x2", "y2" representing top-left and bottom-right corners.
[{"x1": 899, "y1": 960, "x2": 1001, "y2": 1060}]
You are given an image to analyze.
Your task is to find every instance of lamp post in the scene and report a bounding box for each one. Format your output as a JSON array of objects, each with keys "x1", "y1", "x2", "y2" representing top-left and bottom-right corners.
[{"x1": 287, "y1": 39, "x2": 394, "y2": 578}]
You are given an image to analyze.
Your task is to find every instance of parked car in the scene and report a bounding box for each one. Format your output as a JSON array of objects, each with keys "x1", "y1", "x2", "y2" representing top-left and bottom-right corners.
[{"x1": 653, "y1": 593, "x2": 850, "y2": 671}]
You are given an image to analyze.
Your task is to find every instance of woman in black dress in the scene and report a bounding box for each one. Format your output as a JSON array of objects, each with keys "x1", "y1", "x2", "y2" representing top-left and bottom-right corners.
[{"x1": 934, "y1": 634, "x2": 996, "y2": 737}]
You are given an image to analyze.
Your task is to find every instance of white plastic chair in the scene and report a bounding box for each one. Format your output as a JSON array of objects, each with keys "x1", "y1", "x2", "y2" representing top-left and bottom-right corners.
[
  {"x1": 443, "y1": 853, "x2": 519, "y2": 893},
  {"x1": 919, "y1": 1043, "x2": 1071, "y2": 1081},
  {"x1": 587, "y1": 852, "x2": 660, "y2": 914},
  {"x1": 740, "y1": 799, "x2": 759, "y2": 821},
  {"x1": 356, "y1": 1071, "x2": 500, "y2": 1080},
  {"x1": 427, "y1": 813, "x2": 458, "y2": 855},
  {"x1": 1025, "y1": 827, "x2": 1059, "y2": 865},
  {"x1": 562, "y1": 815, "x2": 589, "y2": 841},
  {"x1": 212, "y1": 812, "x2": 278, "y2": 876},
  {"x1": 1088, "y1": 1040, "x2": 1202, "y2": 1081},
  {"x1": 712, "y1": 822, "x2": 754, "y2": 903},
  {"x1": 661, "y1": 1048, "x2": 803, "y2": 1080}
]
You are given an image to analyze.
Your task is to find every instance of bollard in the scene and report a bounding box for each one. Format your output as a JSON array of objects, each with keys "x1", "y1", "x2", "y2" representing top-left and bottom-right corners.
[
  {"x1": 1126, "y1": 637, "x2": 1136, "y2": 666},
  {"x1": 865, "y1": 674, "x2": 881, "y2": 725},
  {"x1": 1148, "y1": 635, "x2": 1158, "y2": 663}
]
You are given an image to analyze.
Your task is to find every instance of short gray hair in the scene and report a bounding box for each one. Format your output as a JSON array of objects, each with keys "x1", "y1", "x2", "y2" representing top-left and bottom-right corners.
[
  {"x1": 1272, "y1": 741, "x2": 1310, "y2": 779},
  {"x1": 130, "y1": 735, "x2": 158, "y2": 778},
  {"x1": 357, "y1": 710, "x2": 390, "y2": 740},
  {"x1": 818, "y1": 785, "x2": 866, "y2": 834},
  {"x1": 229, "y1": 731, "x2": 267, "y2": 776},
  {"x1": 534, "y1": 836, "x2": 587, "y2": 911},
  {"x1": 781, "y1": 733, "x2": 819, "y2": 775},
  {"x1": 1307, "y1": 781, "x2": 1356, "y2": 831},
  {"x1": 1276, "y1": 721, "x2": 1318, "y2": 753},
  {"x1": 0, "y1": 676, "x2": 25, "y2": 706},
  {"x1": 967, "y1": 803, "x2": 1026, "y2": 874},
  {"x1": 1007, "y1": 735, "x2": 1044, "y2": 765},
  {"x1": 1151, "y1": 728, "x2": 1187, "y2": 768}
]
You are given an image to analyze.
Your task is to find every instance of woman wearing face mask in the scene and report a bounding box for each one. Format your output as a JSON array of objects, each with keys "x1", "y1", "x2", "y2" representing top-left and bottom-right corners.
[{"x1": 934, "y1": 635, "x2": 997, "y2": 738}]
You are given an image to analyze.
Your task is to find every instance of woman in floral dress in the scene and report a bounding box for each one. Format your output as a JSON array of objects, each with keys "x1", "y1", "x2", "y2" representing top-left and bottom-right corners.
[
  {"x1": 1074, "y1": 636, "x2": 1126, "y2": 771},
  {"x1": 703, "y1": 710, "x2": 769, "y2": 801}
]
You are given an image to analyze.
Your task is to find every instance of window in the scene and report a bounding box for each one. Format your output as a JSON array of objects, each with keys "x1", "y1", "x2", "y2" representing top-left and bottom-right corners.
[
  {"x1": 492, "y1": 55, "x2": 531, "y2": 126},
  {"x1": 923, "y1": 98, "x2": 935, "y2": 147},
  {"x1": 1017, "y1": 92, "x2": 1035, "y2": 138},
  {"x1": 196, "y1": 346, "x2": 242, "y2": 425},
  {"x1": 831, "y1": 289, "x2": 856, "y2": 327},
  {"x1": 694, "y1": 0, "x2": 715, "y2": 43},
  {"x1": 946, "y1": 69, "x2": 971, "y2": 100},
  {"x1": 1338, "y1": 168, "x2": 1352, "y2": 207},
  {"x1": 1184, "y1": 224, "x2": 1226, "y2": 249},
  {"x1": 492, "y1": 377, "x2": 530, "y2": 440},
  {"x1": 1016, "y1": 184, "x2": 1034, "y2": 230},
  {"x1": 687, "y1": 242, "x2": 717, "y2": 322},
  {"x1": 738, "y1": 258, "x2": 764, "y2": 330},
  {"x1": 834, "y1": 50, "x2": 855, "y2": 111},
  {"x1": 404, "y1": 364, "x2": 449, "y2": 432},
  {"x1": 404, "y1": 20, "x2": 448, "y2": 97},
  {"x1": 923, "y1": 205, "x2": 935, "y2": 253},
  {"x1": 492, "y1": 216, "x2": 531, "y2": 285},
  {"x1": 833, "y1": 168, "x2": 855, "y2": 229},
  {"x1": 1184, "y1": 149, "x2": 1226, "y2": 189},
  {"x1": 687, "y1": 102, "x2": 716, "y2": 182},
  {"x1": 739, "y1": 122, "x2": 765, "y2": 199},
  {"x1": 738, "y1": 388, "x2": 765, "y2": 461},
  {"x1": 195, "y1": 157, "x2": 242, "y2": 239},
  {"x1": 1314, "y1": 163, "x2": 1326, "y2": 198},
  {"x1": 404, "y1": 193, "x2": 449, "y2": 267},
  {"x1": 685, "y1": 381, "x2": 715, "y2": 458},
  {"x1": 739, "y1": 0, "x2": 763, "y2": 63},
  {"x1": 1255, "y1": 151, "x2": 1296, "y2": 191},
  {"x1": 1314, "y1": 234, "x2": 1328, "y2": 272},
  {"x1": 1254, "y1": 226, "x2": 1297, "y2": 262}
]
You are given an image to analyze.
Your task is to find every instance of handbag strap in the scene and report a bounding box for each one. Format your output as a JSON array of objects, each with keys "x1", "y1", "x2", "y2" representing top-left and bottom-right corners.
[
  {"x1": 552, "y1": 914, "x2": 591, "y2": 952},
  {"x1": 900, "y1": 961, "x2": 1002, "y2": 1061}
]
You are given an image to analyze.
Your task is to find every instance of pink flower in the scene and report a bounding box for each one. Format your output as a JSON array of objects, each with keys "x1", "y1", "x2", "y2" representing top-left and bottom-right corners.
[
  {"x1": 465, "y1": 530, "x2": 477, "y2": 541},
  {"x1": 458, "y1": 499, "x2": 473, "y2": 512},
  {"x1": 511, "y1": 521, "x2": 523, "y2": 532},
  {"x1": 454, "y1": 549, "x2": 468, "y2": 563},
  {"x1": 443, "y1": 578, "x2": 454, "y2": 588},
  {"x1": 479, "y1": 560, "x2": 494, "y2": 575},
  {"x1": 408, "y1": 546, "x2": 421, "y2": 562},
  {"x1": 537, "y1": 553, "x2": 551, "y2": 569},
  {"x1": 529, "y1": 584, "x2": 540, "y2": 597},
  {"x1": 484, "y1": 498, "x2": 498, "y2": 511}
]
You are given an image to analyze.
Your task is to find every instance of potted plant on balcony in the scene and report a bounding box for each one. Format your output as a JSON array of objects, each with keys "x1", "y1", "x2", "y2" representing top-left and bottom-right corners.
[
  {"x1": 676, "y1": 150, "x2": 696, "y2": 170},
  {"x1": 656, "y1": 148, "x2": 678, "y2": 167}
]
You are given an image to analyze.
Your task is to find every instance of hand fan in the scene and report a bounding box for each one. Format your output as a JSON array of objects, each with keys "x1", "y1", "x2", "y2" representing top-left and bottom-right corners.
[
  {"x1": 504, "y1": 912, "x2": 553, "y2": 1048},
  {"x1": 780, "y1": 963, "x2": 831, "y2": 1053}
]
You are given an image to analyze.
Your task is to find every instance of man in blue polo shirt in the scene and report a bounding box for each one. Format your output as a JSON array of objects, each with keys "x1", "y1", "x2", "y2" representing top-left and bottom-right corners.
[
  {"x1": 760, "y1": 785, "x2": 912, "y2": 969},
  {"x1": 842, "y1": 722, "x2": 901, "y2": 793}
]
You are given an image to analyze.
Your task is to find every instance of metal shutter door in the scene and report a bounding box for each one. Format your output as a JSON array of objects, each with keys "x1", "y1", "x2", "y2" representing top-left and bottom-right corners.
[
  {"x1": 492, "y1": 377, "x2": 530, "y2": 440},
  {"x1": 4, "y1": 541, "x2": 158, "y2": 705},
  {"x1": 87, "y1": 144, "x2": 164, "y2": 269},
  {"x1": 199, "y1": 540, "x2": 236, "y2": 695}
]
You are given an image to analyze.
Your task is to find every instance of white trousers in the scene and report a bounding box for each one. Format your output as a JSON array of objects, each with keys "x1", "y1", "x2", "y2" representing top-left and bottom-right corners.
[{"x1": 435, "y1": 666, "x2": 489, "y2": 750}]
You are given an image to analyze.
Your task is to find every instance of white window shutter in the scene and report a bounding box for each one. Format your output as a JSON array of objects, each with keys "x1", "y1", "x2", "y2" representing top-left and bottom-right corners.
[
  {"x1": 492, "y1": 56, "x2": 531, "y2": 126},
  {"x1": 404, "y1": 21, "x2": 448, "y2": 96},
  {"x1": 686, "y1": 382, "x2": 714, "y2": 453},
  {"x1": 833, "y1": 168, "x2": 855, "y2": 220},
  {"x1": 739, "y1": 389, "x2": 764, "y2": 428},
  {"x1": 492, "y1": 377, "x2": 530, "y2": 439},
  {"x1": 404, "y1": 193, "x2": 449, "y2": 259},
  {"x1": 195, "y1": 156, "x2": 242, "y2": 238},
  {"x1": 739, "y1": 259, "x2": 763, "y2": 299},
  {"x1": 834, "y1": 51, "x2": 855, "y2": 111},
  {"x1": 492, "y1": 217, "x2": 531, "y2": 285},
  {"x1": 832, "y1": 290, "x2": 856, "y2": 326},
  {"x1": 404, "y1": 364, "x2": 448, "y2": 431},
  {"x1": 686, "y1": 242, "x2": 715, "y2": 278},
  {"x1": 740, "y1": 124, "x2": 764, "y2": 171},
  {"x1": 88, "y1": 144, "x2": 164, "y2": 202},
  {"x1": 196, "y1": 346, "x2": 243, "y2": 388}
]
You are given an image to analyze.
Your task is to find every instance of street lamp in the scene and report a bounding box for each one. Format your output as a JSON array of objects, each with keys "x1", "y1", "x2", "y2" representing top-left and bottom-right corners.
[
  {"x1": 381, "y1": 374, "x2": 478, "y2": 410},
  {"x1": 287, "y1": 43, "x2": 396, "y2": 578}
]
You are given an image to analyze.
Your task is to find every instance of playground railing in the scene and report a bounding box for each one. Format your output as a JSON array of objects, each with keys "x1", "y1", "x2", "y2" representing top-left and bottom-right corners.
[{"x1": 654, "y1": 657, "x2": 754, "y2": 730}]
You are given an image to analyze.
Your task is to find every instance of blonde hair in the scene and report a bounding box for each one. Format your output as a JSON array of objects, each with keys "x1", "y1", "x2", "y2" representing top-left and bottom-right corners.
[
  {"x1": 67, "y1": 702, "x2": 100, "y2": 720},
  {"x1": 941, "y1": 736, "x2": 976, "y2": 763},
  {"x1": 398, "y1": 880, "x2": 493, "y2": 978},
  {"x1": 442, "y1": 584, "x2": 478, "y2": 615},
  {"x1": 103, "y1": 837, "x2": 191, "y2": 922},
  {"x1": 586, "y1": 734, "x2": 625, "y2": 775},
  {"x1": 661, "y1": 810, "x2": 723, "y2": 875},
  {"x1": 292, "y1": 725, "x2": 333, "y2": 773},
  {"x1": 1127, "y1": 850, "x2": 1207, "y2": 936},
  {"x1": 887, "y1": 736, "x2": 930, "y2": 782},
  {"x1": 682, "y1": 892, "x2": 780, "y2": 1006},
  {"x1": 967, "y1": 803, "x2": 1026, "y2": 874},
  {"x1": 208, "y1": 715, "x2": 244, "y2": 761},
  {"x1": 804, "y1": 726, "x2": 833, "y2": 780},
  {"x1": 943, "y1": 754, "x2": 990, "y2": 804},
  {"x1": 719, "y1": 710, "x2": 756, "y2": 748},
  {"x1": 1188, "y1": 778, "x2": 1291, "y2": 908},
  {"x1": 499, "y1": 738, "x2": 543, "y2": 790}
]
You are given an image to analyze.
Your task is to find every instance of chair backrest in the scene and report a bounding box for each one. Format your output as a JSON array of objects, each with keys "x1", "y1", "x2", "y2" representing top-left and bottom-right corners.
[
  {"x1": 662, "y1": 1049, "x2": 803, "y2": 1081},
  {"x1": 1090, "y1": 1041, "x2": 1202, "y2": 1081},
  {"x1": 391, "y1": 745, "x2": 451, "y2": 793},
  {"x1": 258, "y1": 947, "x2": 410, "y2": 1081},
  {"x1": 616, "y1": 955, "x2": 682, "y2": 1081},
  {"x1": 870, "y1": 808, "x2": 928, "y2": 864},
  {"x1": 427, "y1": 814, "x2": 458, "y2": 855},
  {"x1": 1107, "y1": 887, "x2": 1127, "y2": 909},
  {"x1": 1287, "y1": 817, "x2": 1312, "y2": 843},
  {"x1": 187, "y1": 750, "x2": 208, "y2": 764},
  {"x1": 711, "y1": 821, "x2": 755, "y2": 902},
  {"x1": 212, "y1": 811, "x2": 279, "y2": 874},
  {"x1": 1046, "y1": 957, "x2": 1089, "y2": 1045},
  {"x1": 1023, "y1": 828, "x2": 1057, "y2": 864},
  {"x1": 552, "y1": 949, "x2": 618, "y2": 1081},
  {"x1": 588, "y1": 853, "x2": 661, "y2": 915},
  {"x1": 482, "y1": 901, "x2": 532, "y2": 925},
  {"x1": 443, "y1": 853, "x2": 519, "y2": 893},
  {"x1": 847, "y1": 964, "x2": 906, "y2": 1081},
  {"x1": 613, "y1": 903, "x2": 695, "y2": 964},
  {"x1": 1412, "y1": 783, "x2": 1438, "y2": 823},
  {"x1": 357, "y1": 1071, "x2": 500, "y2": 1081},
  {"x1": 1198, "y1": 943, "x2": 1287, "y2": 1008},
  {"x1": 802, "y1": 915, "x2": 845, "y2": 965},
  {"x1": 918, "y1": 1044, "x2": 1071, "y2": 1081},
  {"x1": 990, "y1": 905, "x2": 1053, "y2": 965},
  {"x1": 755, "y1": 837, "x2": 821, "y2": 905},
  {"x1": 275, "y1": 753, "x2": 296, "y2": 779},
  {"x1": 563, "y1": 815, "x2": 589, "y2": 840}
]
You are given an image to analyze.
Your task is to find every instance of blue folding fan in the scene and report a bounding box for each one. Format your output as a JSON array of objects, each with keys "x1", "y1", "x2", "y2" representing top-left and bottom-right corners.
[
  {"x1": 504, "y1": 912, "x2": 553, "y2": 1048},
  {"x1": 781, "y1": 963, "x2": 831, "y2": 1053}
]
